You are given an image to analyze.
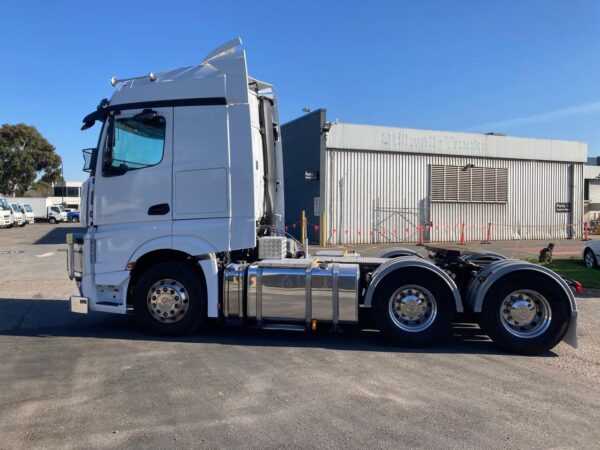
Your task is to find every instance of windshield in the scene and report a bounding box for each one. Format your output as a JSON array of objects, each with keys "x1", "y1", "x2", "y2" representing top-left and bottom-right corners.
[
  {"x1": 0, "y1": 199, "x2": 9, "y2": 211},
  {"x1": 58, "y1": 205, "x2": 65, "y2": 212},
  {"x1": 18, "y1": 205, "x2": 25, "y2": 213},
  {"x1": 23, "y1": 204, "x2": 32, "y2": 212},
  {"x1": 11, "y1": 204, "x2": 19, "y2": 213}
]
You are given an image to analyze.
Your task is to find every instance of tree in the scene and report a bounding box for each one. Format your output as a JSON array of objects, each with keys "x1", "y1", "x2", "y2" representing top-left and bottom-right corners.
[{"x1": 0, "y1": 124, "x2": 62, "y2": 196}]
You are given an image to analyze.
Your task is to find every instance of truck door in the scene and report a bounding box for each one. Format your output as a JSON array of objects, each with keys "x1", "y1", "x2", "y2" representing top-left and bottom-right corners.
[
  {"x1": 171, "y1": 105, "x2": 231, "y2": 252},
  {"x1": 93, "y1": 107, "x2": 173, "y2": 227},
  {"x1": 92, "y1": 107, "x2": 173, "y2": 274}
]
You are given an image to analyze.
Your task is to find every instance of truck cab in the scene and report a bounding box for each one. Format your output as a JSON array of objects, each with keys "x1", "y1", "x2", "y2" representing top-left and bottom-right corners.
[
  {"x1": 47, "y1": 205, "x2": 66, "y2": 224},
  {"x1": 21, "y1": 203, "x2": 35, "y2": 224},
  {"x1": 9, "y1": 203, "x2": 24, "y2": 227},
  {"x1": 0, "y1": 198, "x2": 12, "y2": 228},
  {"x1": 67, "y1": 38, "x2": 578, "y2": 355}
]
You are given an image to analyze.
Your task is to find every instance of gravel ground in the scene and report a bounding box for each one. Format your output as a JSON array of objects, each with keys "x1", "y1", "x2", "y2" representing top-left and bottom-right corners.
[{"x1": 0, "y1": 224, "x2": 599, "y2": 449}]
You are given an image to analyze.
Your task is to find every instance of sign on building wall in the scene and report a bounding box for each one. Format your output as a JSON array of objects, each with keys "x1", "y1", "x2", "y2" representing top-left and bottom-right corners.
[
  {"x1": 305, "y1": 170, "x2": 319, "y2": 181},
  {"x1": 555, "y1": 202, "x2": 571, "y2": 213}
]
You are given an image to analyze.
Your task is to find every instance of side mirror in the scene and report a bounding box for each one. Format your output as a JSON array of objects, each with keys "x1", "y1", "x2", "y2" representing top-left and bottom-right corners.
[{"x1": 82, "y1": 148, "x2": 96, "y2": 173}]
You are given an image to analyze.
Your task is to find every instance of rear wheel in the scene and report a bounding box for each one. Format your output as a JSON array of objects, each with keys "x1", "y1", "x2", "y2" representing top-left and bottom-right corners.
[
  {"x1": 584, "y1": 249, "x2": 597, "y2": 269},
  {"x1": 478, "y1": 272, "x2": 570, "y2": 355},
  {"x1": 133, "y1": 260, "x2": 206, "y2": 335},
  {"x1": 71, "y1": 216, "x2": 79, "y2": 223},
  {"x1": 371, "y1": 269, "x2": 453, "y2": 346}
]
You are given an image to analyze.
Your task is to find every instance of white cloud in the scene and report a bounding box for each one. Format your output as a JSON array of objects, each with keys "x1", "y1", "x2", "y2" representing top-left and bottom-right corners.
[{"x1": 469, "y1": 101, "x2": 600, "y2": 132}]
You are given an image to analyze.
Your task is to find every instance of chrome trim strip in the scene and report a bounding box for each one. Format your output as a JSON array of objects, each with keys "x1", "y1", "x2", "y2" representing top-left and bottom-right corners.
[
  {"x1": 305, "y1": 267, "x2": 312, "y2": 324},
  {"x1": 332, "y1": 263, "x2": 339, "y2": 325},
  {"x1": 256, "y1": 267, "x2": 263, "y2": 322}
]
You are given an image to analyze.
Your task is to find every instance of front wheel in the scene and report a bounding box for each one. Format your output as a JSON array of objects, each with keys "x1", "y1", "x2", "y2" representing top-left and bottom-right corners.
[
  {"x1": 371, "y1": 269, "x2": 453, "y2": 347},
  {"x1": 133, "y1": 260, "x2": 206, "y2": 335},
  {"x1": 478, "y1": 272, "x2": 570, "y2": 355},
  {"x1": 71, "y1": 216, "x2": 79, "y2": 223},
  {"x1": 584, "y1": 249, "x2": 597, "y2": 269},
  {"x1": 49, "y1": 217, "x2": 56, "y2": 224}
]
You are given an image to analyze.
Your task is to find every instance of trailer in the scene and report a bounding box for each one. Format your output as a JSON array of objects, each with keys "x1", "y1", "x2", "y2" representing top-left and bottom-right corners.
[{"x1": 66, "y1": 38, "x2": 578, "y2": 355}]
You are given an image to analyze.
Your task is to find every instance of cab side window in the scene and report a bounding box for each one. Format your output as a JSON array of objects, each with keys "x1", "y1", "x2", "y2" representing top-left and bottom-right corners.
[{"x1": 111, "y1": 116, "x2": 166, "y2": 171}]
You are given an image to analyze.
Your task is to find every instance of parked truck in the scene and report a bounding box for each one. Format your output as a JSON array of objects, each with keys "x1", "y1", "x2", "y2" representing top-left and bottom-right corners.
[
  {"x1": 66, "y1": 38, "x2": 578, "y2": 355},
  {"x1": 0, "y1": 198, "x2": 13, "y2": 228},
  {"x1": 20, "y1": 203, "x2": 35, "y2": 224},
  {"x1": 8, "y1": 203, "x2": 25, "y2": 227},
  {"x1": 11, "y1": 197, "x2": 66, "y2": 223}
]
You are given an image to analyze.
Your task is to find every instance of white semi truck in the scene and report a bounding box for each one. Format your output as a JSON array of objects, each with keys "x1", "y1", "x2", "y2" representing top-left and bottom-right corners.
[{"x1": 66, "y1": 38, "x2": 578, "y2": 355}]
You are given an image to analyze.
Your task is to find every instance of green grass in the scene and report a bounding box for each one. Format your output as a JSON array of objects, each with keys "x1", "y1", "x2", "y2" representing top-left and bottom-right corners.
[{"x1": 531, "y1": 258, "x2": 600, "y2": 289}]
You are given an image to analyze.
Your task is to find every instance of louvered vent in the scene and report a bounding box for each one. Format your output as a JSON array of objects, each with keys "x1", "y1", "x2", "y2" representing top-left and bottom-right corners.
[{"x1": 430, "y1": 165, "x2": 508, "y2": 203}]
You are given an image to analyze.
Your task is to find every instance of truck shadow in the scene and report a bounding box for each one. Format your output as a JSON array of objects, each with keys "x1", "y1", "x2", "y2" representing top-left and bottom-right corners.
[
  {"x1": 0, "y1": 298, "x2": 557, "y2": 357},
  {"x1": 34, "y1": 225, "x2": 83, "y2": 245}
]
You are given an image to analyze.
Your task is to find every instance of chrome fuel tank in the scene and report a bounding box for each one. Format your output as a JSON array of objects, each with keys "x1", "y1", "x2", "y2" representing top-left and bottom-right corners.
[{"x1": 244, "y1": 259, "x2": 359, "y2": 323}]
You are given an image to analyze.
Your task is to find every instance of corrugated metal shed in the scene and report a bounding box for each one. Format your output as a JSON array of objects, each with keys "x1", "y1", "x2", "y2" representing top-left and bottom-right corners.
[
  {"x1": 282, "y1": 113, "x2": 587, "y2": 245},
  {"x1": 324, "y1": 149, "x2": 582, "y2": 244}
]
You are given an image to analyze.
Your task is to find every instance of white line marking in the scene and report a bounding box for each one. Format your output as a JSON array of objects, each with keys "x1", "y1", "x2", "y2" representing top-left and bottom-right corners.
[{"x1": 35, "y1": 252, "x2": 55, "y2": 258}]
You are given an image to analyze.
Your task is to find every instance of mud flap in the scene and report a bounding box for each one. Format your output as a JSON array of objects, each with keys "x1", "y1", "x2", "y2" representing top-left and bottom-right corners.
[{"x1": 563, "y1": 311, "x2": 578, "y2": 348}]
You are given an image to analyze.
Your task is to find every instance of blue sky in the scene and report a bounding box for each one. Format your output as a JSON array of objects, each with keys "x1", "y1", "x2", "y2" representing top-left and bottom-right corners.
[{"x1": 1, "y1": 0, "x2": 599, "y2": 181}]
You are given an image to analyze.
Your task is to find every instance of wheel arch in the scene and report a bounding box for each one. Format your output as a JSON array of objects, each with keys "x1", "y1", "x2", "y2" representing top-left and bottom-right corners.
[
  {"x1": 467, "y1": 261, "x2": 577, "y2": 313},
  {"x1": 364, "y1": 257, "x2": 463, "y2": 313},
  {"x1": 127, "y1": 248, "x2": 219, "y2": 318},
  {"x1": 466, "y1": 260, "x2": 578, "y2": 348}
]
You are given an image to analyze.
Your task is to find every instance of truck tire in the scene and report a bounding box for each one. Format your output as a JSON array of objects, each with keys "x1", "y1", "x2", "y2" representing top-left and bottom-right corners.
[
  {"x1": 133, "y1": 260, "x2": 206, "y2": 336},
  {"x1": 371, "y1": 269, "x2": 453, "y2": 347},
  {"x1": 71, "y1": 216, "x2": 79, "y2": 223},
  {"x1": 49, "y1": 217, "x2": 56, "y2": 224},
  {"x1": 478, "y1": 272, "x2": 570, "y2": 355}
]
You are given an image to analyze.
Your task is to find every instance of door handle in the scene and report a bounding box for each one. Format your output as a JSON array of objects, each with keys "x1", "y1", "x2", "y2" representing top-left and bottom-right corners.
[{"x1": 148, "y1": 203, "x2": 170, "y2": 215}]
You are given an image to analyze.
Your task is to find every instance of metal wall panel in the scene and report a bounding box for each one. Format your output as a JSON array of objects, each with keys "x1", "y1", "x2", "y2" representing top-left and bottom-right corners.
[
  {"x1": 327, "y1": 123, "x2": 588, "y2": 163},
  {"x1": 324, "y1": 148, "x2": 584, "y2": 244}
]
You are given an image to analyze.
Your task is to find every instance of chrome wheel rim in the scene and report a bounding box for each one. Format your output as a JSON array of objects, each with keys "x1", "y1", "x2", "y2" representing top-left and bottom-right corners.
[
  {"x1": 585, "y1": 251, "x2": 595, "y2": 268},
  {"x1": 388, "y1": 285, "x2": 437, "y2": 332},
  {"x1": 499, "y1": 290, "x2": 551, "y2": 339},
  {"x1": 147, "y1": 279, "x2": 189, "y2": 323}
]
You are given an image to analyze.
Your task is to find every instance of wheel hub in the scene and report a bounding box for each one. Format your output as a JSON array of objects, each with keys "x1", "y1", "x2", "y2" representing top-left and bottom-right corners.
[
  {"x1": 509, "y1": 299, "x2": 536, "y2": 325},
  {"x1": 388, "y1": 286, "x2": 437, "y2": 333},
  {"x1": 500, "y1": 290, "x2": 551, "y2": 339},
  {"x1": 398, "y1": 294, "x2": 426, "y2": 320},
  {"x1": 147, "y1": 279, "x2": 189, "y2": 323}
]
